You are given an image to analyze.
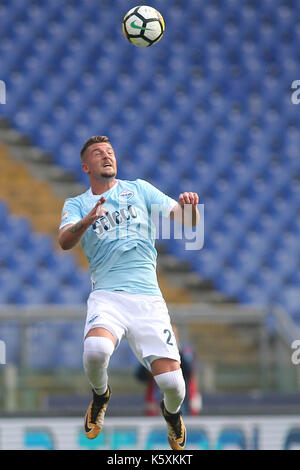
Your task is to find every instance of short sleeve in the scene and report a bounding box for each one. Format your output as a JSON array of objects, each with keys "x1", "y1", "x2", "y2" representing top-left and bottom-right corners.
[
  {"x1": 59, "y1": 197, "x2": 82, "y2": 229},
  {"x1": 137, "y1": 179, "x2": 177, "y2": 217}
]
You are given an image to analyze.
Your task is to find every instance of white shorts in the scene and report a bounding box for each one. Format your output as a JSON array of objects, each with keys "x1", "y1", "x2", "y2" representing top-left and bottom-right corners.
[{"x1": 84, "y1": 290, "x2": 181, "y2": 371}]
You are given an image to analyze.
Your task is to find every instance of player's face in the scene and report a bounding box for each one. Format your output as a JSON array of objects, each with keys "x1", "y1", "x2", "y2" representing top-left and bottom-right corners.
[{"x1": 82, "y1": 143, "x2": 117, "y2": 179}]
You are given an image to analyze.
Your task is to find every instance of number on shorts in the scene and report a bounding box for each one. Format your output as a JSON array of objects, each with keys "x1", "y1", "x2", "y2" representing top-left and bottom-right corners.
[{"x1": 164, "y1": 329, "x2": 174, "y2": 346}]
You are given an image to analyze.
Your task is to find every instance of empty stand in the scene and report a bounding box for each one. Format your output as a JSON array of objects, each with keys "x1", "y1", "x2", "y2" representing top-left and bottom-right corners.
[
  {"x1": 0, "y1": 200, "x2": 91, "y2": 305},
  {"x1": 0, "y1": 0, "x2": 298, "y2": 320}
]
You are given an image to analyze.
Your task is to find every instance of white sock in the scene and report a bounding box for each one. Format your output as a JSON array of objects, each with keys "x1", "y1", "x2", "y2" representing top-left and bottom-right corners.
[
  {"x1": 154, "y1": 369, "x2": 186, "y2": 414},
  {"x1": 83, "y1": 336, "x2": 115, "y2": 396}
]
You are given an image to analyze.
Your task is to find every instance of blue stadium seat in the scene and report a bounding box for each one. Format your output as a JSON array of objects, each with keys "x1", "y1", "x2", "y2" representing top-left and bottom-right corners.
[{"x1": 26, "y1": 322, "x2": 59, "y2": 368}]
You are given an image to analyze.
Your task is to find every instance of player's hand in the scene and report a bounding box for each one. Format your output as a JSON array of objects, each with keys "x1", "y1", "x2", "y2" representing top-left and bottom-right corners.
[
  {"x1": 178, "y1": 192, "x2": 199, "y2": 207},
  {"x1": 84, "y1": 196, "x2": 107, "y2": 226}
]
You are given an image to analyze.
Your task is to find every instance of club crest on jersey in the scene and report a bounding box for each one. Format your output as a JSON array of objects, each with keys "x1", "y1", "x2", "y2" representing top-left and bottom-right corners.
[{"x1": 119, "y1": 190, "x2": 134, "y2": 201}]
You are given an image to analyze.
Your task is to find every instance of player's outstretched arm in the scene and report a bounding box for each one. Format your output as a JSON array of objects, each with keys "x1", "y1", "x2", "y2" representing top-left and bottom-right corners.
[
  {"x1": 170, "y1": 192, "x2": 200, "y2": 227},
  {"x1": 58, "y1": 196, "x2": 106, "y2": 250}
]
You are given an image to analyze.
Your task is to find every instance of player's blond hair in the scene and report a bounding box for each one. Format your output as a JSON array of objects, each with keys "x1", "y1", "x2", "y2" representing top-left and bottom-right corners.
[{"x1": 80, "y1": 136, "x2": 112, "y2": 159}]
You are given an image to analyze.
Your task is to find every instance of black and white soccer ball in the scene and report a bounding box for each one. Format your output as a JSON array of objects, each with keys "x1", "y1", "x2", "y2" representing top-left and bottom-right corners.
[{"x1": 122, "y1": 5, "x2": 165, "y2": 47}]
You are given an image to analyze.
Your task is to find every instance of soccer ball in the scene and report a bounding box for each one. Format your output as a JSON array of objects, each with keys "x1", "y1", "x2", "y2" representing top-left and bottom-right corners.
[{"x1": 122, "y1": 5, "x2": 165, "y2": 47}]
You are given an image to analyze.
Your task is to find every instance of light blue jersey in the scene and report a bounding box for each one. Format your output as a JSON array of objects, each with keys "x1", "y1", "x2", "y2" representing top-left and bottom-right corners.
[{"x1": 59, "y1": 179, "x2": 177, "y2": 296}]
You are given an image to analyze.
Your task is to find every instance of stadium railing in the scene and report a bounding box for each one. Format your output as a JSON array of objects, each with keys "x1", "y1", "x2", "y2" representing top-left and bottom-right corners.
[{"x1": 0, "y1": 302, "x2": 299, "y2": 415}]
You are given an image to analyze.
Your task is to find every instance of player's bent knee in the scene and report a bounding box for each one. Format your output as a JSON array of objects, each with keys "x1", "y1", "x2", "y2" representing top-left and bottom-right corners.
[
  {"x1": 154, "y1": 368, "x2": 186, "y2": 400},
  {"x1": 83, "y1": 336, "x2": 115, "y2": 369},
  {"x1": 154, "y1": 368, "x2": 186, "y2": 414}
]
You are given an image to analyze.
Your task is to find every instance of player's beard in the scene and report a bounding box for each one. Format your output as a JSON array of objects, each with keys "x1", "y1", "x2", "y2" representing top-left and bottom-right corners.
[{"x1": 100, "y1": 168, "x2": 116, "y2": 179}]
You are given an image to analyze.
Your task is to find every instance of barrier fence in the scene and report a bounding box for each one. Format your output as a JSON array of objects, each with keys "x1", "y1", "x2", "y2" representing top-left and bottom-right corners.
[{"x1": 1, "y1": 303, "x2": 300, "y2": 414}]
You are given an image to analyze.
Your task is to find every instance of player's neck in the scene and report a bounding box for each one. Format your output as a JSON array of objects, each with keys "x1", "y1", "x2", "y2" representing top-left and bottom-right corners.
[{"x1": 90, "y1": 177, "x2": 117, "y2": 195}]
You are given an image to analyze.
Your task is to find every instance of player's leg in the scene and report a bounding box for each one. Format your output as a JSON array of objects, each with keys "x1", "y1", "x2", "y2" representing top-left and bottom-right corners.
[
  {"x1": 152, "y1": 358, "x2": 184, "y2": 412},
  {"x1": 83, "y1": 327, "x2": 116, "y2": 439},
  {"x1": 123, "y1": 292, "x2": 187, "y2": 449},
  {"x1": 128, "y1": 324, "x2": 186, "y2": 449},
  {"x1": 83, "y1": 291, "x2": 127, "y2": 438},
  {"x1": 152, "y1": 358, "x2": 187, "y2": 450},
  {"x1": 84, "y1": 327, "x2": 116, "y2": 395}
]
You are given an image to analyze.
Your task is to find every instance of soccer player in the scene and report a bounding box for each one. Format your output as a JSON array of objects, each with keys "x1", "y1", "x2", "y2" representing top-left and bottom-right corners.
[{"x1": 58, "y1": 136, "x2": 200, "y2": 450}]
